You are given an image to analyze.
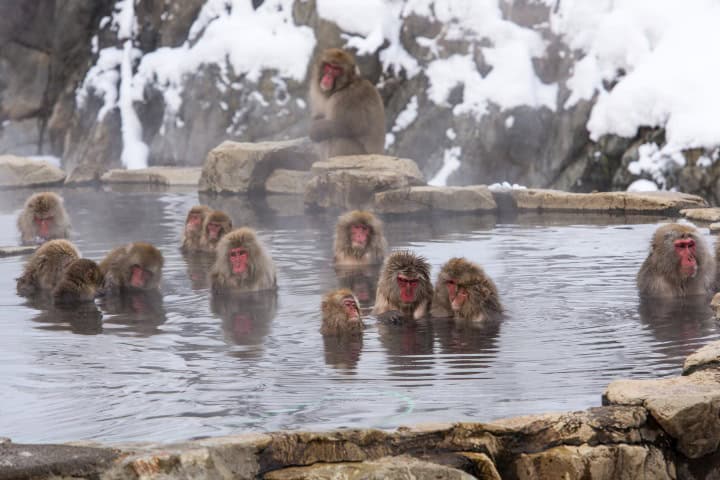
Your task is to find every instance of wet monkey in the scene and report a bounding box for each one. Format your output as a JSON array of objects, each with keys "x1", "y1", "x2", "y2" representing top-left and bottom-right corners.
[
  {"x1": 52, "y1": 259, "x2": 104, "y2": 304},
  {"x1": 200, "y1": 210, "x2": 232, "y2": 253},
  {"x1": 431, "y1": 257, "x2": 502, "y2": 322},
  {"x1": 210, "y1": 227, "x2": 277, "y2": 294},
  {"x1": 17, "y1": 192, "x2": 71, "y2": 245},
  {"x1": 321, "y1": 288, "x2": 363, "y2": 336},
  {"x1": 99, "y1": 242, "x2": 164, "y2": 292},
  {"x1": 181, "y1": 205, "x2": 211, "y2": 252},
  {"x1": 333, "y1": 210, "x2": 387, "y2": 266},
  {"x1": 16, "y1": 239, "x2": 79, "y2": 296},
  {"x1": 637, "y1": 223, "x2": 714, "y2": 297},
  {"x1": 309, "y1": 48, "x2": 385, "y2": 158},
  {"x1": 372, "y1": 250, "x2": 433, "y2": 322}
]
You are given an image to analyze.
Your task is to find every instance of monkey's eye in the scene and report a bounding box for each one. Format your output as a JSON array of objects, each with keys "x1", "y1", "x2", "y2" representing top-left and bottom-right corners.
[{"x1": 342, "y1": 299, "x2": 357, "y2": 308}]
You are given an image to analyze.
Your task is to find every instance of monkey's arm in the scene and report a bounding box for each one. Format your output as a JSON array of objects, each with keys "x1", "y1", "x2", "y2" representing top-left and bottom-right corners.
[{"x1": 376, "y1": 310, "x2": 405, "y2": 324}]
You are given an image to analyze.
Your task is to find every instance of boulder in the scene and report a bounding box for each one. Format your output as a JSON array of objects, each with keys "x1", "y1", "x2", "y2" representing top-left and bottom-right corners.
[
  {"x1": 265, "y1": 169, "x2": 311, "y2": 194},
  {"x1": 680, "y1": 207, "x2": 720, "y2": 223},
  {"x1": 0, "y1": 441, "x2": 118, "y2": 480},
  {"x1": 373, "y1": 185, "x2": 497, "y2": 214},
  {"x1": 493, "y1": 188, "x2": 707, "y2": 214},
  {"x1": 64, "y1": 163, "x2": 108, "y2": 186},
  {"x1": 199, "y1": 139, "x2": 318, "y2": 194},
  {"x1": 305, "y1": 155, "x2": 425, "y2": 210},
  {"x1": 684, "y1": 340, "x2": 720, "y2": 374},
  {"x1": 710, "y1": 223, "x2": 720, "y2": 234},
  {"x1": 101, "y1": 167, "x2": 202, "y2": 186},
  {"x1": 0, "y1": 155, "x2": 66, "y2": 188}
]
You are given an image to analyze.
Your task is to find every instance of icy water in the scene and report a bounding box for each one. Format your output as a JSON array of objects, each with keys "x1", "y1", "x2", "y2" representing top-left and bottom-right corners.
[{"x1": 0, "y1": 186, "x2": 718, "y2": 444}]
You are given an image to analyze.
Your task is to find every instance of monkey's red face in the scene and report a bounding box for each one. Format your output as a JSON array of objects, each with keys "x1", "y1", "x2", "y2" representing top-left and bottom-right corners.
[
  {"x1": 207, "y1": 222, "x2": 222, "y2": 240},
  {"x1": 320, "y1": 63, "x2": 343, "y2": 92},
  {"x1": 350, "y1": 224, "x2": 370, "y2": 249},
  {"x1": 397, "y1": 274, "x2": 419, "y2": 303},
  {"x1": 130, "y1": 264, "x2": 152, "y2": 288},
  {"x1": 342, "y1": 296, "x2": 360, "y2": 320},
  {"x1": 186, "y1": 213, "x2": 203, "y2": 232},
  {"x1": 674, "y1": 238, "x2": 697, "y2": 278},
  {"x1": 229, "y1": 247, "x2": 249, "y2": 275},
  {"x1": 446, "y1": 279, "x2": 469, "y2": 311},
  {"x1": 34, "y1": 215, "x2": 53, "y2": 238}
]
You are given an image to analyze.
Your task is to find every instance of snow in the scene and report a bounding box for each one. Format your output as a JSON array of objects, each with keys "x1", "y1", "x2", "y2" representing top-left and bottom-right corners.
[
  {"x1": 627, "y1": 179, "x2": 659, "y2": 192},
  {"x1": 627, "y1": 143, "x2": 685, "y2": 189},
  {"x1": 428, "y1": 147, "x2": 462, "y2": 186},
  {"x1": 488, "y1": 182, "x2": 527, "y2": 191},
  {"x1": 392, "y1": 96, "x2": 418, "y2": 132}
]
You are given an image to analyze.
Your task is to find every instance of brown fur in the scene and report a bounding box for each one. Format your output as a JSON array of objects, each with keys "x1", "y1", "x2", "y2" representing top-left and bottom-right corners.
[
  {"x1": 372, "y1": 250, "x2": 432, "y2": 320},
  {"x1": 53, "y1": 259, "x2": 104, "y2": 303},
  {"x1": 17, "y1": 192, "x2": 71, "y2": 245},
  {"x1": 199, "y1": 210, "x2": 232, "y2": 253},
  {"x1": 181, "y1": 205, "x2": 212, "y2": 252},
  {"x1": 431, "y1": 257, "x2": 502, "y2": 322},
  {"x1": 637, "y1": 223, "x2": 714, "y2": 297},
  {"x1": 210, "y1": 227, "x2": 277, "y2": 293},
  {"x1": 99, "y1": 242, "x2": 164, "y2": 292},
  {"x1": 16, "y1": 239, "x2": 79, "y2": 296},
  {"x1": 321, "y1": 288, "x2": 363, "y2": 336},
  {"x1": 309, "y1": 48, "x2": 385, "y2": 158},
  {"x1": 333, "y1": 210, "x2": 387, "y2": 266}
]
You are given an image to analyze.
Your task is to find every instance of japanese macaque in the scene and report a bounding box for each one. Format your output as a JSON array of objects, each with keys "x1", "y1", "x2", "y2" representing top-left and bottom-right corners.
[
  {"x1": 210, "y1": 227, "x2": 277, "y2": 293},
  {"x1": 637, "y1": 223, "x2": 715, "y2": 297},
  {"x1": 99, "y1": 242, "x2": 164, "y2": 292},
  {"x1": 308, "y1": 48, "x2": 385, "y2": 158},
  {"x1": 200, "y1": 210, "x2": 232, "y2": 253},
  {"x1": 17, "y1": 192, "x2": 71, "y2": 245},
  {"x1": 52, "y1": 259, "x2": 104, "y2": 304},
  {"x1": 372, "y1": 250, "x2": 433, "y2": 322},
  {"x1": 16, "y1": 239, "x2": 79, "y2": 296},
  {"x1": 431, "y1": 258, "x2": 502, "y2": 322},
  {"x1": 321, "y1": 288, "x2": 363, "y2": 336},
  {"x1": 181, "y1": 205, "x2": 211, "y2": 252},
  {"x1": 333, "y1": 210, "x2": 387, "y2": 266}
]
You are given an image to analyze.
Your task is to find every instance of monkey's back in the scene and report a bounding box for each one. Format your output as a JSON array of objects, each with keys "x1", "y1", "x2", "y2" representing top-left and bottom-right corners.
[{"x1": 16, "y1": 239, "x2": 79, "y2": 295}]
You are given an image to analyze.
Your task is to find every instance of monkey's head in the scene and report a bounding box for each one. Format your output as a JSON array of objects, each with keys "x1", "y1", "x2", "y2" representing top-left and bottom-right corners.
[
  {"x1": 185, "y1": 205, "x2": 210, "y2": 236},
  {"x1": 335, "y1": 210, "x2": 385, "y2": 258},
  {"x1": 25, "y1": 192, "x2": 66, "y2": 240},
  {"x1": 204, "y1": 210, "x2": 232, "y2": 245},
  {"x1": 219, "y1": 228, "x2": 264, "y2": 280},
  {"x1": 124, "y1": 242, "x2": 164, "y2": 290},
  {"x1": 54, "y1": 259, "x2": 105, "y2": 303},
  {"x1": 653, "y1": 223, "x2": 703, "y2": 280},
  {"x1": 316, "y1": 48, "x2": 357, "y2": 95},
  {"x1": 383, "y1": 250, "x2": 432, "y2": 307},
  {"x1": 321, "y1": 288, "x2": 362, "y2": 335},
  {"x1": 438, "y1": 257, "x2": 498, "y2": 319}
]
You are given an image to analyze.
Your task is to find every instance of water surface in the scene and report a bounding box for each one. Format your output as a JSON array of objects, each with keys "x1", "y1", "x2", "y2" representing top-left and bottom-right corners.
[{"x1": 0, "y1": 187, "x2": 717, "y2": 443}]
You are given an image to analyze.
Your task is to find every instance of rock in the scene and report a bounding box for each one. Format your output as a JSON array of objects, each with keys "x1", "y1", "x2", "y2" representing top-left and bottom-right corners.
[
  {"x1": 373, "y1": 185, "x2": 497, "y2": 214},
  {"x1": 0, "y1": 442, "x2": 117, "y2": 480},
  {"x1": 681, "y1": 208, "x2": 720, "y2": 222},
  {"x1": 0, "y1": 119, "x2": 51, "y2": 156},
  {"x1": 264, "y1": 455, "x2": 478, "y2": 480},
  {"x1": 0, "y1": 246, "x2": 37, "y2": 257},
  {"x1": 304, "y1": 155, "x2": 425, "y2": 210},
  {"x1": 604, "y1": 370, "x2": 720, "y2": 458},
  {"x1": 493, "y1": 189, "x2": 707, "y2": 214},
  {"x1": 684, "y1": 340, "x2": 720, "y2": 375},
  {"x1": 265, "y1": 169, "x2": 311, "y2": 194},
  {"x1": 101, "y1": 167, "x2": 202, "y2": 186},
  {"x1": 64, "y1": 162, "x2": 108, "y2": 186},
  {"x1": 512, "y1": 445, "x2": 674, "y2": 480},
  {"x1": 199, "y1": 139, "x2": 319, "y2": 194},
  {"x1": 0, "y1": 155, "x2": 66, "y2": 188},
  {"x1": 710, "y1": 223, "x2": 720, "y2": 234}
]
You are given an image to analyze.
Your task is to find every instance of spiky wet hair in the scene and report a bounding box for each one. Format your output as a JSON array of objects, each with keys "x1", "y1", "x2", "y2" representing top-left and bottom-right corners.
[
  {"x1": 321, "y1": 288, "x2": 363, "y2": 336},
  {"x1": 377, "y1": 250, "x2": 433, "y2": 311}
]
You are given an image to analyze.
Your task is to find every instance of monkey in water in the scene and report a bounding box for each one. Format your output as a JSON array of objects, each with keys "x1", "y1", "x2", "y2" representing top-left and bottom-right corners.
[
  {"x1": 52, "y1": 259, "x2": 104, "y2": 304},
  {"x1": 181, "y1": 205, "x2": 211, "y2": 253},
  {"x1": 199, "y1": 210, "x2": 232, "y2": 253},
  {"x1": 308, "y1": 48, "x2": 385, "y2": 158},
  {"x1": 333, "y1": 210, "x2": 387, "y2": 266},
  {"x1": 321, "y1": 288, "x2": 363, "y2": 336},
  {"x1": 99, "y1": 242, "x2": 164, "y2": 293},
  {"x1": 637, "y1": 223, "x2": 715, "y2": 297},
  {"x1": 210, "y1": 227, "x2": 277, "y2": 294},
  {"x1": 372, "y1": 250, "x2": 433, "y2": 322},
  {"x1": 431, "y1": 257, "x2": 502, "y2": 322},
  {"x1": 16, "y1": 239, "x2": 79, "y2": 296},
  {"x1": 17, "y1": 192, "x2": 71, "y2": 245}
]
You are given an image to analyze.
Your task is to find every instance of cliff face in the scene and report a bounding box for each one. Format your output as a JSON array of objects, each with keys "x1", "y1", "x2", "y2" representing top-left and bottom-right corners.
[{"x1": 0, "y1": 0, "x2": 717, "y2": 200}]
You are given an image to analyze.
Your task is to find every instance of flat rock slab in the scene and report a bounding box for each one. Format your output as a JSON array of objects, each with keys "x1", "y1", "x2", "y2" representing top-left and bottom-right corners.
[
  {"x1": 0, "y1": 245, "x2": 37, "y2": 257},
  {"x1": 0, "y1": 442, "x2": 117, "y2": 480},
  {"x1": 681, "y1": 207, "x2": 720, "y2": 222},
  {"x1": 199, "y1": 138, "x2": 319, "y2": 194},
  {"x1": 0, "y1": 155, "x2": 66, "y2": 188},
  {"x1": 101, "y1": 167, "x2": 202, "y2": 186},
  {"x1": 493, "y1": 189, "x2": 707, "y2": 214},
  {"x1": 373, "y1": 185, "x2": 497, "y2": 214},
  {"x1": 710, "y1": 223, "x2": 720, "y2": 234},
  {"x1": 305, "y1": 154, "x2": 425, "y2": 210},
  {"x1": 684, "y1": 340, "x2": 720, "y2": 374},
  {"x1": 265, "y1": 169, "x2": 311, "y2": 194}
]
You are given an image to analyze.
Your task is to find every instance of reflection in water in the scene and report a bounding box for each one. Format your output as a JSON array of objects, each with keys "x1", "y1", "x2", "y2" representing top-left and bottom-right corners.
[
  {"x1": 323, "y1": 334, "x2": 363, "y2": 373},
  {"x1": 377, "y1": 318, "x2": 434, "y2": 368},
  {"x1": 31, "y1": 301, "x2": 104, "y2": 335},
  {"x1": 211, "y1": 291, "x2": 277, "y2": 357},
  {"x1": 433, "y1": 317, "x2": 501, "y2": 374},
  {"x1": 183, "y1": 252, "x2": 215, "y2": 290},
  {"x1": 335, "y1": 265, "x2": 380, "y2": 307},
  {"x1": 98, "y1": 290, "x2": 166, "y2": 335}
]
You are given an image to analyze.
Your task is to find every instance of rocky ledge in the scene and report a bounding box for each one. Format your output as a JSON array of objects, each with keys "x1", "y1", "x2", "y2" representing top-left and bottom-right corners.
[
  {"x1": 7, "y1": 340, "x2": 720, "y2": 479},
  {"x1": 0, "y1": 155, "x2": 65, "y2": 188},
  {"x1": 100, "y1": 167, "x2": 203, "y2": 186}
]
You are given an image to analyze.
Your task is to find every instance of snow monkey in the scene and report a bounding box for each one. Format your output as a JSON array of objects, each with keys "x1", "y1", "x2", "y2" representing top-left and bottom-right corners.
[
  {"x1": 321, "y1": 288, "x2": 363, "y2": 336},
  {"x1": 181, "y1": 205, "x2": 211, "y2": 252},
  {"x1": 372, "y1": 250, "x2": 433, "y2": 322},
  {"x1": 52, "y1": 259, "x2": 104, "y2": 304},
  {"x1": 199, "y1": 210, "x2": 233, "y2": 253},
  {"x1": 637, "y1": 223, "x2": 714, "y2": 297},
  {"x1": 17, "y1": 192, "x2": 71, "y2": 245},
  {"x1": 308, "y1": 48, "x2": 385, "y2": 158},
  {"x1": 16, "y1": 239, "x2": 79, "y2": 296},
  {"x1": 99, "y1": 242, "x2": 164, "y2": 292},
  {"x1": 333, "y1": 210, "x2": 387, "y2": 266},
  {"x1": 210, "y1": 227, "x2": 277, "y2": 294},
  {"x1": 431, "y1": 257, "x2": 502, "y2": 322}
]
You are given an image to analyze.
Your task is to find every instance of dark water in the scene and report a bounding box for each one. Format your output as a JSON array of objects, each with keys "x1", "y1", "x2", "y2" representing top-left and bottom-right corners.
[{"x1": 0, "y1": 187, "x2": 718, "y2": 444}]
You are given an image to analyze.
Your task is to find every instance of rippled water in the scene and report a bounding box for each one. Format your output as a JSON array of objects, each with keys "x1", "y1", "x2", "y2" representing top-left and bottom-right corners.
[{"x1": 0, "y1": 187, "x2": 718, "y2": 444}]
